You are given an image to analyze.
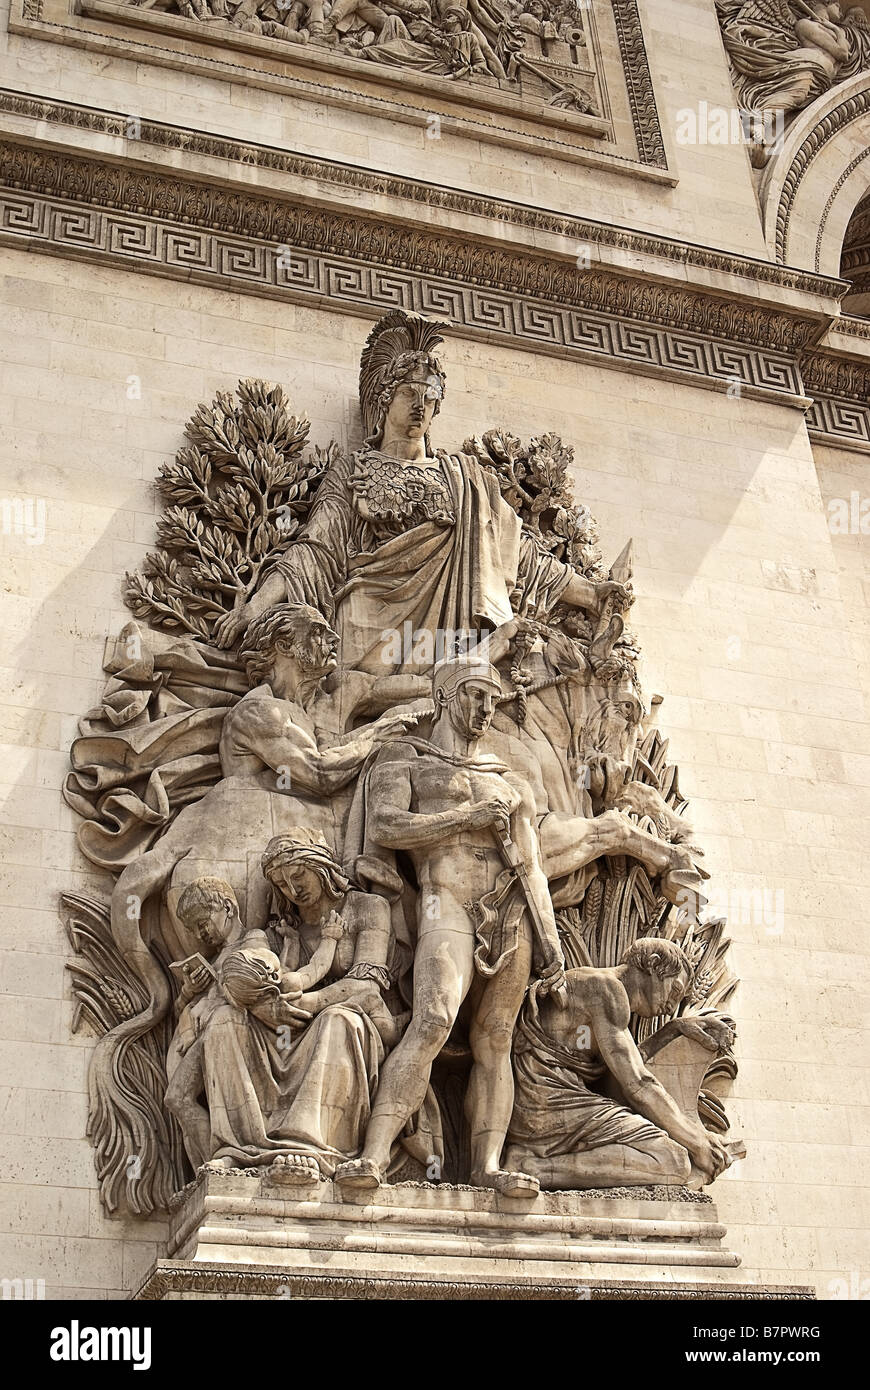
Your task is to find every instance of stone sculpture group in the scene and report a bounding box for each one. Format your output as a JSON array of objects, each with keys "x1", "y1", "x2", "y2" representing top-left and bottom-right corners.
[
  {"x1": 127, "y1": 0, "x2": 599, "y2": 111},
  {"x1": 64, "y1": 310, "x2": 743, "y2": 1218}
]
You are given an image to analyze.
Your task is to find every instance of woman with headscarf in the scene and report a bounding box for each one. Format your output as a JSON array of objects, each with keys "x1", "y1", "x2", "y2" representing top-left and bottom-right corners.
[{"x1": 182, "y1": 833, "x2": 408, "y2": 1181}]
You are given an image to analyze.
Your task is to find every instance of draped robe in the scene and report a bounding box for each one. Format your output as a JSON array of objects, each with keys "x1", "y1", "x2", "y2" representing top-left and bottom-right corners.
[{"x1": 276, "y1": 449, "x2": 573, "y2": 699}]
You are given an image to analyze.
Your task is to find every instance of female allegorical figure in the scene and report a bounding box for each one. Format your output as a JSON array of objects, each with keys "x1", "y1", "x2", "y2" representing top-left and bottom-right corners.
[{"x1": 214, "y1": 310, "x2": 630, "y2": 729}]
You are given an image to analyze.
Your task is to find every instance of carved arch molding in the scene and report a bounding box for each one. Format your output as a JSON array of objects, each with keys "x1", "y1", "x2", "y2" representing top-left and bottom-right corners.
[{"x1": 762, "y1": 73, "x2": 870, "y2": 276}]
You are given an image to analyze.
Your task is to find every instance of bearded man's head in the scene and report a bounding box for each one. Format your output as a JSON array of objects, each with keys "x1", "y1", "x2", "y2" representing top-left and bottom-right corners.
[{"x1": 240, "y1": 603, "x2": 339, "y2": 689}]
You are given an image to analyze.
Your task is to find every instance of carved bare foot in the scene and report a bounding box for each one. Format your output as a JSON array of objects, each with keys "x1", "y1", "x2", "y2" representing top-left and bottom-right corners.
[
  {"x1": 476, "y1": 1169, "x2": 540, "y2": 1198},
  {"x1": 268, "y1": 1153, "x2": 320, "y2": 1187},
  {"x1": 201, "y1": 1156, "x2": 235, "y2": 1174},
  {"x1": 334, "y1": 1156, "x2": 383, "y2": 1190}
]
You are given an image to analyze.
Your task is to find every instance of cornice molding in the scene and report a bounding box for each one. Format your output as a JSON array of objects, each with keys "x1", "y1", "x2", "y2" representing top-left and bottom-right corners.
[
  {"x1": 0, "y1": 139, "x2": 820, "y2": 405},
  {"x1": 837, "y1": 314, "x2": 870, "y2": 340},
  {"x1": 0, "y1": 92, "x2": 846, "y2": 301},
  {"x1": 803, "y1": 350, "x2": 870, "y2": 400},
  {"x1": 0, "y1": 182, "x2": 808, "y2": 404},
  {"x1": 803, "y1": 350, "x2": 870, "y2": 450},
  {"x1": 2, "y1": 135, "x2": 867, "y2": 444},
  {"x1": 134, "y1": 1262, "x2": 815, "y2": 1301}
]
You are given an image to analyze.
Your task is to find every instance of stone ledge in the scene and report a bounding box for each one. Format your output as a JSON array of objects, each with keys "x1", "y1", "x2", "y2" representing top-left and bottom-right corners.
[
  {"x1": 0, "y1": 89, "x2": 843, "y2": 304},
  {"x1": 0, "y1": 142, "x2": 829, "y2": 411},
  {"x1": 135, "y1": 1260, "x2": 816, "y2": 1301},
  {"x1": 143, "y1": 1171, "x2": 767, "y2": 1299}
]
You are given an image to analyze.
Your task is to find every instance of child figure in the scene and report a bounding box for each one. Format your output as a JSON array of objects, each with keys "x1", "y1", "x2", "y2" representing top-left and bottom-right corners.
[
  {"x1": 260, "y1": 832, "x2": 408, "y2": 1048},
  {"x1": 165, "y1": 876, "x2": 313, "y2": 1167}
]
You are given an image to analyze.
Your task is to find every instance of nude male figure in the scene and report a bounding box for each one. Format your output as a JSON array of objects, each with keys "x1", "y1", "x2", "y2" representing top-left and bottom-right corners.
[
  {"x1": 335, "y1": 654, "x2": 567, "y2": 1197},
  {"x1": 93, "y1": 604, "x2": 418, "y2": 1133}
]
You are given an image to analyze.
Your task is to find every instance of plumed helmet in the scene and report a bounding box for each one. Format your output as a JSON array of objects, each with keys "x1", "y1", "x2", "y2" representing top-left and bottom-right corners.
[
  {"x1": 358, "y1": 309, "x2": 450, "y2": 445},
  {"x1": 432, "y1": 654, "x2": 502, "y2": 704}
]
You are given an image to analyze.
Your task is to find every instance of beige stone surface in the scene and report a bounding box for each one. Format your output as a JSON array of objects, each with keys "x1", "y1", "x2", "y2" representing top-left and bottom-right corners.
[
  {"x1": 0, "y1": 132, "x2": 869, "y2": 1295},
  {"x1": 147, "y1": 1170, "x2": 754, "y2": 1299}
]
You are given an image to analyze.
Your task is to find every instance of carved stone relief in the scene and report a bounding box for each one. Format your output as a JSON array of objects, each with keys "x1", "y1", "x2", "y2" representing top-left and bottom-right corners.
[
  {"x1": 63, "y1": 310, "x2": 743, "y2": 1218},
  {"x1": 11, "y1": 0, "x2": 673, "y2": 165},
  {"x1": 717, "y1": 0, "x2": 870, "y2": 148},
  {"x1": 112, "y1": 0, "x2": 601, "y2": 111}
]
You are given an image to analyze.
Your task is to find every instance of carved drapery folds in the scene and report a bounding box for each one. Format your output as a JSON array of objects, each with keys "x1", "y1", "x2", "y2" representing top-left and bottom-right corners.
[
  {"x1": 63, "y1": 311, "x2": 742, "y2": 1218},
  {"x1": 716, "y1": 0, "x2": 870, "y2": 135}
]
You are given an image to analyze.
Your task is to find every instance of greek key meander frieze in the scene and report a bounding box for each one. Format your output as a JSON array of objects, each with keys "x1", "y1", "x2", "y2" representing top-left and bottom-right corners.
[
  {"x1": 11, "y1": 0, "x2": 665, "y2": 167},
  {"x1": 802, "y1": 349, "x2": 870, "y2": 446},
  {"x1": 806, "y1": 392, "x2": 870, "y2": 444},
  {"x1": 0, "y1": 86, "x2": 845, "y2": 298},
  {"x1": 0, "y1": 182, "x2": 807, "y2": 398},
  {"x1": 5, "y1": 139, "x2": 868, "y2": 440},
  {"x1": 0, "y1": 140, "x2": 830, "y2": 352}
]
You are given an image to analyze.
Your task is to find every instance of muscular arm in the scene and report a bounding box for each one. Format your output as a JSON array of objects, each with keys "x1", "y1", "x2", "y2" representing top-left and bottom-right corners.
[
  {"x1": 229, "y1": 698, "x2": 387, "y2": 796},
  {"x1": 515, "y1": 535, "x2": 628, "y2": 619},
  {"x1": 589, "y1": 980, "x2": 712, "y2": 1155}
]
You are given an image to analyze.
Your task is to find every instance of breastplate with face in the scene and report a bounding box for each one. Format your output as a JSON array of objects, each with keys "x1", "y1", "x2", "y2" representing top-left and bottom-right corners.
[{"x1": 349, "y1": 447, "x2": 456, "y2": 544}]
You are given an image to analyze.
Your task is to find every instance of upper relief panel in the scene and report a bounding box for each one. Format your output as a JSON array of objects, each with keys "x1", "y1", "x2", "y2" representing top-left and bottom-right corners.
[
  {"x1": 131, "y1": 0, "x2": 601, "y2": 114},
  {"x1": 9, "y1": 0, "x2": 668, "y2": 171}
]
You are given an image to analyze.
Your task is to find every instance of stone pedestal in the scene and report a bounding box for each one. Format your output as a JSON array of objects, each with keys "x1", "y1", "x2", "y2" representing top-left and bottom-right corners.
[{"x1": 134, "y1": 1172, "x2": 813, "y2": 1300}]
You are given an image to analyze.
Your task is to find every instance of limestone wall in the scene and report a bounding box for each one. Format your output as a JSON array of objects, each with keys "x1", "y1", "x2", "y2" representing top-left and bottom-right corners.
[{"x1": 1, "y1": 248, "x2": 867, "y2": 1296}]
